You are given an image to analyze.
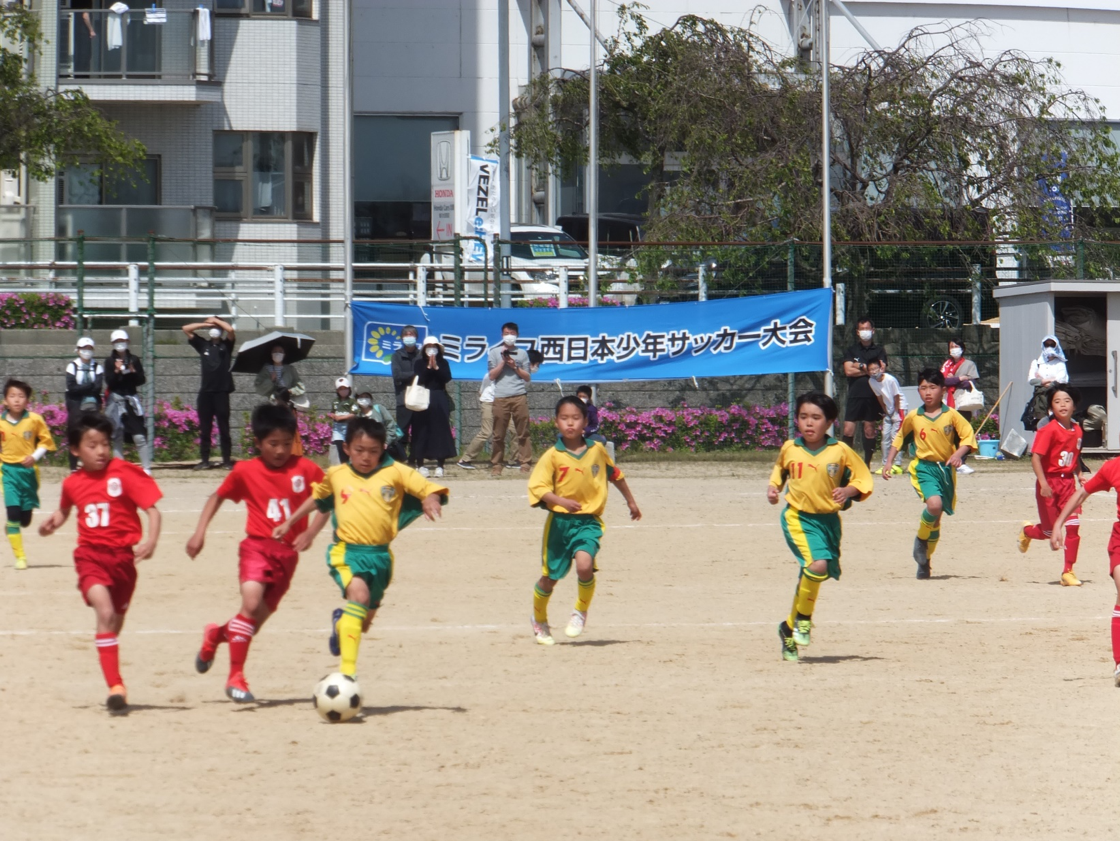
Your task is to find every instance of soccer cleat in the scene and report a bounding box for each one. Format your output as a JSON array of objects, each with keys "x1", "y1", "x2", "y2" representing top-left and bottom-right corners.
[
  {"x1": 13, "y1": 555, "x2": 26, "y2": 570},
  {"x1": 531, "y1": 617, "x2": 555, "y2": 646},
  {"x1": 225, "y1": 675, "x2": 255, "y2": 704},
  {"x1": 890, "y1": 465, "x2": 904, "y2": 475},
  {"x1": 418, "y1": 466, "x2": 430, "y2": 477},
  {"x1": 456, "y1": 460, "x2": 475, "y2": 470},
  {"x1": 106, "y1": 684, "x2": 129, "y2": 716},
  {"x1": 778, "y1": 622, "x2": 799, "y2": 662},
  {"x1": 565, "y1": 610, "x2": 587, "y2": 638},
  {"x1": 913, "y1": 537, "x2": 931, "y2": 579},
  {"x1": 434, "y1": 466, "x2": 445, "y2": 478},
  {"x1": 505, "y1": 461, "x2": 520, "y2": 469},
  {"x1": 793, "y1": 617, "x2": 812, "y2": 647},
  {"x1": 328, "y1": 607, "x2": 343, "y2": 656},
  {"x1": 956, "y1": 464, "x2": 975, "y2": 475},
  {"x1": 195, "y1": 623, "x2": 221, "y2": 673},
  {"x1": 1060, "y1": 570, "x2": 1082, "y2": 587},
  {"x1": 1017, "y1": 522, "x2": 1032, "y2": 555}
]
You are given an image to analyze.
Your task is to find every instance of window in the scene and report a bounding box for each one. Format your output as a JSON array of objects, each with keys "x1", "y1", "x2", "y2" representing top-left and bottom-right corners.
[
  {"x1": 59, "y1": 158, "x2": 160, "y2": 205},
  {"x1": 214, "y1": 132, "x2": 315, "y2": 221},
  {"x1": 215, "y1": 0, "x2": 313, "y2": 18}
]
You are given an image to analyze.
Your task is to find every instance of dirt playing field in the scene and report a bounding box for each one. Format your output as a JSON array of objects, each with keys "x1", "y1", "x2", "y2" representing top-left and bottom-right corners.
[{"x1": 0, "y1": 459, "x2": 1116, "y2": 840}]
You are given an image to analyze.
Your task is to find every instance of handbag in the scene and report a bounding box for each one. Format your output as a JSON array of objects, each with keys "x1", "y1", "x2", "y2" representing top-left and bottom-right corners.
[
  {"x1": 404, "y1": 375, "x2": 430, "y2": 412},
  {"x1": 954, "y1": 386, "x2": 984, "y2": 412}
]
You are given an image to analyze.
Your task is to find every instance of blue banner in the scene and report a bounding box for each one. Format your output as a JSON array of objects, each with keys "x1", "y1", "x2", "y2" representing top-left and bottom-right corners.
[{"x1": 351, "y1": 288, "x2": 833, "y2": 382}]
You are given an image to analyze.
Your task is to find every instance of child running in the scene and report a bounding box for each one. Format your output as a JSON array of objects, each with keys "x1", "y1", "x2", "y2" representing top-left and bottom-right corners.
[
  {"x1": 883, "y1": 368, "x2": 977, "y2": 579},
  {"x1": 186, "y1": 404, "x2": 328, "y2": 702},
  {"x1": 527, "y1": 396, "x2": 641, "y2": 645},
  {"x1": 273, "y1": 417, "x2": 448, "y2": 678},
  {"x1": 768, "y1": 392, "x2": 872, "y2": 661},
  {"x1": 1, "y1": 379, "x2": 57, "y2": 569},
  {"x1": 38, "y1": 414, "x2": 162, "y2": 715},
  {"x1": 1050, "y1": 460, "x2": 1120, "y2": 687},
  {"x1": 1017, "y1": 384, "x2": 1084, "y2": 586}
]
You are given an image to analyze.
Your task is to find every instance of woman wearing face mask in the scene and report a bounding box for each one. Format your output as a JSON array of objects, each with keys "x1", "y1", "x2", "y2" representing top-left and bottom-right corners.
[
  {"x1": 104, "y1": 328, "x2": 152, "y2": 473},
  {"x1": 941, "y1": 338, "x2": 980, "y2": 474},
  {"x1": 253, "y1": 345, "x2": 306, "y2": 403},
  {"x1": 64, "y1": 337, "x2": 106, "y2": 470},
  {"x1": 409, "y1": 336, "x2": 456, "y2": 478},
  {"x1": 391, "y1": 325, "x2": 422, "y2": 455},
  {"x1": 1026, "y1": 335, "x2": 1070, "y2": 428}
]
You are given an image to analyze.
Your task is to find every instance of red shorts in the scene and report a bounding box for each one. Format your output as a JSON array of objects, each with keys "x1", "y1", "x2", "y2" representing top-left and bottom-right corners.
[
  {"x1": 239, "y1": 536, "x2": 299, "y2": 613},
  {"x1": 1108, "y1": 524, "x2": 1120, "y2": 575},
  {"x1": 75, "y1": 545, "x2": 137, "y2": 615},
  {"x1": 1035, "y1": 474, "x2": 1081, "y2": 535}
]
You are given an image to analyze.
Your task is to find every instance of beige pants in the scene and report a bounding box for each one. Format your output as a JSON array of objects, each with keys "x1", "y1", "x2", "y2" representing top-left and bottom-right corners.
[
  {"x1": 460, "y1": 401, "x2": 494, "y2": 462},
  {"x1": 491, "y1": 395, "x2": 532, "y2": 468}
]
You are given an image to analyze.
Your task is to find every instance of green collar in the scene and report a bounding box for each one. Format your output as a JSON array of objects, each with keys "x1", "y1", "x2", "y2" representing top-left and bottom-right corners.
[
  {"x1": 346, "y1": 454, "x2": 396, "y2": 479},
  {"x1": 793, "y1": 435, "x2": 837, "y2": 456},
  {"x1": 555, "y1": 437, "x2": 590, "y2": 458},
  {"x1": 917, "y1": 403, "x2": 948, "y2": 418},
  {"x1": 0, "y1": 411, "x2": 26, "y2": 425}
]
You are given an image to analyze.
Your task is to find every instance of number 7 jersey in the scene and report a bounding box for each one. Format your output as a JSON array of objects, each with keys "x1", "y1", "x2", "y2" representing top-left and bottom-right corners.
[
  {"x1": 217, "y1": 455, "x2": 325, "y2": 545},
  {"x1": 59, "y1": 459, "x2": 163, "y2": 548}
]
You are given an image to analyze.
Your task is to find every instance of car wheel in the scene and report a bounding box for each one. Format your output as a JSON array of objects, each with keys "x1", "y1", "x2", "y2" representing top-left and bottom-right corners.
[{"x1": 922, "y1": 297, "x2": 962, "y2": 329}]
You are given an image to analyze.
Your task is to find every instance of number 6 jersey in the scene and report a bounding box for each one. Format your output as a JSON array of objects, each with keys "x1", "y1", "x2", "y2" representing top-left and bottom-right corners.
[
  {"x1": 59, "y1": 459, "x2": 163, "y2": 548},
  {"x1": 217, "y1": 455, "x2": 325, "y2": 545}
]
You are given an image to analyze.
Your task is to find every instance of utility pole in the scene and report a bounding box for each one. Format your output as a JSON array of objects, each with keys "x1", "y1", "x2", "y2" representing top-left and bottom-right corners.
[
  {"x1": 498, "y1": 0, "x2": 512, "y2": 306},
  {"x1": 587, "y1": 0, "x2": 598, "y2": 309}
]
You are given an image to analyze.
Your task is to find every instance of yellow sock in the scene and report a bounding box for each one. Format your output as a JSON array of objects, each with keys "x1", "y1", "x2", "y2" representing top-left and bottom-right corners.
[
  {"x1": 338, "y1": 602, "x2": 367, "y2": 677},
  {"x1": 917, "y1": 510, "x2": 937, "y2": 541},
  {"x1": 794, "y1": 569, "x2": 827, "y2": 618},
  {"x1": 533, "y1": 584, "x2": 551, "y2": 624},
  {"x1": 927, "y1": 528, "x2": 941, "y2": 559},
  {"x1": 574, "y1": 576, "x2": 596, "y2": 613},
  {"x1": 7, "y1": 526, "x2": 25, "y2": 560}
]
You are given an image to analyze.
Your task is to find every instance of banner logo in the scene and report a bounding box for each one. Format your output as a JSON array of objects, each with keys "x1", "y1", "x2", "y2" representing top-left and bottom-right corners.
[{"x1": 362, "y1": 323, "x2": 426, "y2": 365}]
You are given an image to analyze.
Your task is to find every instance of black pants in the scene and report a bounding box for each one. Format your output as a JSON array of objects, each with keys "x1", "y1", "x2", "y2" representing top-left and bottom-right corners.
[
  {"x1": 334, "y1": 441, "x2": 349, "y2": 464},
  {"x1": 198, "y1": 391, "x2": 232, "y2": 462}
]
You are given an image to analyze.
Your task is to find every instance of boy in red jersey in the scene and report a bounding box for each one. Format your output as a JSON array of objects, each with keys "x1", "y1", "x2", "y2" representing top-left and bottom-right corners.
[
  {"x1": 1017, "y1": 385, "x2": 1084, "y2": 585},
  {"x1": 186, "y1": 404, "x2": 328, "y2": 703},
  {"x1": 39, "y1": 414, "x2": 163, "y2": 716}
]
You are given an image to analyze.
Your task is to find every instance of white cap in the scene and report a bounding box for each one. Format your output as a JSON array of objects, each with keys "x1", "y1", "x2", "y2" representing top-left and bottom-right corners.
[
  {"x1": 76, "y1": 336, "x2": 95, "y2": 348},
  {"x1": 335, "y1": 376, "x2": 352, "y2": 390},
  {"x1": 110, "y1": 328, "x2": 129, "y2": 343},
  {"x1": 422, "y1": 335, "x2": 441, "y2": 347}
]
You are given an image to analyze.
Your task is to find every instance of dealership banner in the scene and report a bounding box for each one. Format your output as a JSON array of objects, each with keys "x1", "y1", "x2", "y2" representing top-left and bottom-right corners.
[
  {"x1": 351, "y1": 288, "x2": 832, "y2": 383},
  {"x1": 463, "y1": 155, "x2": 500, "y2": 264}
]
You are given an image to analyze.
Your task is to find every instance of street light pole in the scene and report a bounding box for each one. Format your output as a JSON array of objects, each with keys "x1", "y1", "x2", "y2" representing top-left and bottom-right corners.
[
  {"x1": 587, "y1": 0, "x2": 598, "y2": 309},
  {"x1": 498, "y1": 0, "x2": 512, "y2": 307},
  {"x1": 343, "y1": 0, "x2": 355, "y2": 371},
  {"x1": 820, "y1": 0, "x2": 834, "y2": 397}
]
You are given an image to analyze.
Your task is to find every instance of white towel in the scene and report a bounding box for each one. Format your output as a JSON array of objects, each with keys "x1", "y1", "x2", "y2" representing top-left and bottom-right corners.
[
  {"x1": 107, "y1": 12, "x2": 124, "y2": 50},
  {"x1": 197, "y1": 7, "x2": 211, "y2": 42}
]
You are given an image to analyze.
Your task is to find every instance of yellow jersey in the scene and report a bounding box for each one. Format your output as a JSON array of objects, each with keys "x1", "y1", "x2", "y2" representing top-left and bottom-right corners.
[
  {"x1": 312, "y1": 459, "x2": 448, "y2": 546},
  {"x1": 528, "y1": 439, "x2": 623, "y2": 517},
  {"x1": 769, "y1": 437, "x2": 873, "y2": 514},
  {"x1": 892, "y1": 405, "x2": 977, "y2": 463},
  {"x1": 0, "y1": 411, "x2": 56, "y2": 464}
]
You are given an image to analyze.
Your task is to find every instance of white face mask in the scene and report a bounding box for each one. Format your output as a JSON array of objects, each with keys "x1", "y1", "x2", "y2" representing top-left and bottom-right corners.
[
  {"x1": 357, "y1": 398, "x2": 372, "y2": 408},
  {"x1": 402, "y1": 336, "x2": 417, "y2": 347},
  {"x1": 78, "y1": 349, "x2": 94, "y2": 361},
  {"x1": 113, "y1": 342, "x2": 128, "y2": 353},
  {"x1": 208, "y1": 328, "x2": 222, "y2": 340},
  {"x1": 502, "y1": 334, "x2": 517, "y2": 346},
  {"x1": 1042, "y1": 346, "x2": 1058, "y2": 360},
  {"x1": 579, "y1": 396, "x2": 588, "y2": 403},
  {"x1": 858, "y1": 330, "x2": 873, "y2": 342},
  {"x1": 426, "y1": 347, "x2": 438, "y2": 357},
  {"x1": 271, "y1": 353, "x2": 284, "y2": 364},
  {"x1": 873, "y1": 371, "x2": 885, "y2": 381},
  {"x1": 949, "y1": 348, "x2": 963, "y2": 359}
]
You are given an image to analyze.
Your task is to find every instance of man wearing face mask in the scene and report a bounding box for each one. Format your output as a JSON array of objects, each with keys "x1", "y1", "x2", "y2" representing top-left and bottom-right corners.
[
  {"x1": 390, "y1": 325, "x2": 421, "y2": 455},
  {"x1": 840, "y1": 317, "x2": 887, "y2": 466},
  {"x1": 182, "y1": 316, "x2": 237, "y2": 470},
  {"x1": 64, "y1": 337, "x2": 106, "y2": 471},
  {"x1": 487, "y1": 321, "x2": 532, "y2": 476}
]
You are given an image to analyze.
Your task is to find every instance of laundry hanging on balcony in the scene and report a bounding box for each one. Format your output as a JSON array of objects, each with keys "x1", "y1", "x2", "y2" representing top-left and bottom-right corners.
[
  {"x1": 144, "y1": 6, "x2": 167, "y2": 25},
  {"x1": 197, "y1": 7, "x2": 211, "y2": 41},
  {"x1": 107, "y1": 3, "x2": 129, "y2": 51}
]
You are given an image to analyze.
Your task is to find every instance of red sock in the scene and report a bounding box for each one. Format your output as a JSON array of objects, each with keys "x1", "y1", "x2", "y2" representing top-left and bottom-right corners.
[
  {"x1": 1063, "y1": 523, "x2": 1080, "y2": 572},
  {"x1": 1024, "y1": 524, "x2": 1046, "y2": 541},
  {"x1": 227, "y1": 614, "x2": 257, "y2": 678},
  {"x1": 1112, "y1": 605, "x2": 1120, "y2": 666},
  {"x1": 95, "y1": 633, "x2": 122, "y2": 688},
  {"x1": 217, "y1": 622, "x2": 229, "y2": 644}
]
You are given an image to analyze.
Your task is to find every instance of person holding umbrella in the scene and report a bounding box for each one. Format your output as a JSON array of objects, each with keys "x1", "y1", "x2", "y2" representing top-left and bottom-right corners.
[
  {"x1": 182, "y1": 316, "x2": 236, "y2": 470},
  {"x1": 253, "y1": 344, "x2": 307, "y2": 404}
]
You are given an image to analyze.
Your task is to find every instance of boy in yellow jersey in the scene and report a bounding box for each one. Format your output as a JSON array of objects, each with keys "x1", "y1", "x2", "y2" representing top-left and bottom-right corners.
[
  {"x1": 883, "y1": 367, "x2": 977, "y2": 579},
  {"x1": 527, "y1": 396, "x2": 641, "y2": 645},
  {"x1": 0, "y1": 379, "x2": 56, "y2": 569},
  {"x1": 273, "y1": 417, "x2": 447, "y2": 678},
  {"x1": 768, "y1": 392, "x2": 873, "y2": 662}
]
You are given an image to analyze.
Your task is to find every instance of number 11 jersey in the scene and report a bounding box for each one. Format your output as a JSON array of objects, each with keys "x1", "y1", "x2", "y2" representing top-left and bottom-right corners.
[
  {"x1": 217, "y1": 455, "x2": 325, "y2": 545},
  {"x1": 60, "y1": 459, "x2": 163, "y2": 548}
]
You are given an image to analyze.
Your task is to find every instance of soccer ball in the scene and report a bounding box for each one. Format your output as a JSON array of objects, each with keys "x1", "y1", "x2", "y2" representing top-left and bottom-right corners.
[{"x1": 312, "y1": 673, "x2": 362, "y2": 723}]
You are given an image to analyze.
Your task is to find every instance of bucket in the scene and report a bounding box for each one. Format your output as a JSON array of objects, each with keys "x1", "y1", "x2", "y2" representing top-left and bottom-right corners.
[{"x1": 977, "y1": 439, "x2": 999, "y2": 458}]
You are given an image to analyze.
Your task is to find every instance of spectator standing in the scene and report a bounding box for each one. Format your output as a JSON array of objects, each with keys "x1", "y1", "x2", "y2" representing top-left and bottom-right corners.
[
  {"x1": 254, "y1": 345, "x2": 305, "y2": 402},
  {"x1": 940, "y1": 338, "x2": 980, "y2": 475},
  {"x1": 390, "y1": 325, "x2": 421, "y2": 455},
  {"x1": 840, "y1": 317, "x2": 887, "y2": 466},
  {"x1": 104, "y1": 328, "x2": 152, "y2": 473},
  {"x1": 182, "y1": 317, "x2": 236, "y2": 470},
  {"x1": 64, "y1": 337, "x2": 105, "y2": 470},
  {"x1": 355, "y1": 391, "x2": 406, "y2": 461},
  {"x1": 456, "y1": 373, "x2": 496, "y2": 470},
  {"x1": 488, "y1": 322, "x2": 532, "y2": 476},
  {"x1": 410, "y1": 336, "x2": 456, "y2": 477},
  {"x1": 329, "y1": 377, "x2": 357, "y2": 464}
]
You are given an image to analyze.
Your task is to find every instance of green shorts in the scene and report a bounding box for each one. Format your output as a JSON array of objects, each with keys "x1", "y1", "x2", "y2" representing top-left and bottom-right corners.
[
  {"x1": 780, "y1": 506, "x2": 843, "y2": 581},
  {"x1": 540, "y1": 512, "x2": 603, "y2": 580},
  {"x1": 1, "y1": 463, "x2": 40, "y2": 512},
  {"x1": 326, "y1": 542, "x2": 393, "y2": 608},
  {"x1": 909, "y1": 459, "x2": 957, "y2": 515}
]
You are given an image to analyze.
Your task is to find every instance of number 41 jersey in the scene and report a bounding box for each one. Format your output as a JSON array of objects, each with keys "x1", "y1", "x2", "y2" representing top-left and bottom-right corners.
[
  {"x1": 217, "y1": 455, "x2": 325, "y2": 545},
  {"x1": 60, "y1": 459, "x2": 164, "y2": 548}
]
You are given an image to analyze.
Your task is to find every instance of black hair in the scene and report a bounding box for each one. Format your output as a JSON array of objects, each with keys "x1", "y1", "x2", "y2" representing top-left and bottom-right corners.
[
  {"x1": 576, "y1": 384, "x2": 593, "y2": 397},
  {"x1": 345, "y1": 416, "x2": 387, "y2": 446},
  {"x1": 1047, "y1": 383, "x2": 1081, "y2": 409},
  {"x1": 794, "y1": 391, "x2": 838, "y2": 423},
  {"x1": 948, "y1": 337, "x2": 966, "y2": 354},
  {"x1": 867, "y1": 357, "x2": 886, "y2": 369},
  {"x1": 556, "y1": 395, "x2": 588, "y2": 418},
  {"x1": 402, "y1": 324, "x2": 418, "y2": 336},
  {"x1": 252, "y1": 403, "x2": 298, "y2": 440},
  {"x1": 4, "y1": 378, "x2": 31, "y2": 399},
  {"x1": 917, "y1": 367, "x2": 945, "y2": 387},
  {"x1": 68, "y1": 413, "x2": 115, "y2": 448},
  {"x1": 501, "y1": 321, "x2": 519, "y2": 334},
  {"x1": 856, "y1": 316, "x2": 874, "y2": 329},
  {"x1": 527, "y1": 349, "x2": 544, "y2": 366}
]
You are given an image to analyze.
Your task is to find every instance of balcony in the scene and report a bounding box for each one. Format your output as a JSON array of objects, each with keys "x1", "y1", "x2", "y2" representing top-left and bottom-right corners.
[
  {"x1": 56, "y1": 205, "x2": 215, "y2": 263},
  {"x1": 57, "y1": 8, "x2": 219, "y2": 103}
]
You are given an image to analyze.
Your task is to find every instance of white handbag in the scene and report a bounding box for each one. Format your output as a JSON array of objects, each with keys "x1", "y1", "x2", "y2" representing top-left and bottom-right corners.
[
  {"x1": 404, "y1": 376, "x2": 430, "y2": 412},
  {"x1": 954, "y1": 386, "x2": 984, "y2": 412}
]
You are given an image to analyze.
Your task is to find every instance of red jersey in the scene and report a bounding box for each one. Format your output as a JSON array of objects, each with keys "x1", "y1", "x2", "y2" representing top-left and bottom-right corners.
[
  {"x1": 59, "y1": 459, "x2": 163, "y2": 548},
  {"x1": 1083, "y1": 457, "x2": 1120, "y2": 518},
  {"x1": 1031, "y1": 419, "x2": 1082, "y2": 475},
  {"x1": 216, "y1": 455, "x2": 324, "y2": 545}
]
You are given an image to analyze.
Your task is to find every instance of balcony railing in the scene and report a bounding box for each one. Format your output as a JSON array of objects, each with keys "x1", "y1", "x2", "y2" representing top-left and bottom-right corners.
[
  {"x1": 58, "y1": 8, "x2": 215, "y2": 82},
  {"x1": 56, "y1": 205, "x2": 215, "y2": 263}
]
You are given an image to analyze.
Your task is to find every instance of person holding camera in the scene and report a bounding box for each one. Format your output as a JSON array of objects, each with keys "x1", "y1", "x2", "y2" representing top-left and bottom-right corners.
[
  {"x1": 840, "y1": 316, "x2": 887, "y2": 466},
  {"x1": 487, "y1": 322, "x2": 532, "y2": 476}
]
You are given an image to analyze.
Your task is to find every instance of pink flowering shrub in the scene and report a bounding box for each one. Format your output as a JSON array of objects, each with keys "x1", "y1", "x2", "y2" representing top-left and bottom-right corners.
[
  {"x1": 0, "y1": 293, "x2": 76, "y2": 330},
  {"x1": 239, "y1": 412, "x2": 334, "y2": 457},
  {"x1": 522, "y1": 295, "x2": 622, "y2": 308},
  {"x1": 972, "y1": 412, "x2": 998, "y2": 440}
]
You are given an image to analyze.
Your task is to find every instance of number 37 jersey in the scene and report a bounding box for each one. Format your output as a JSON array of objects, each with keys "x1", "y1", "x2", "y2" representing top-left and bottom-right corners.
[
  {"x1": 217, "y1": 456, "x2": 325, "y2": 545},
  {"x1": 59, "y1": 459, "x2": 163, "y2": 549}
]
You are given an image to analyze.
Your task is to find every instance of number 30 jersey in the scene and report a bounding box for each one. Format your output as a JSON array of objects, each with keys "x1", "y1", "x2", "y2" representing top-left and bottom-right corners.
[
  {"x1": 770, "y1": 437, "x2": 873, "y2": 514},
  {"x1": 1031, "y1": 419, "x2": 1082, "y2": 476},
  {"x1": 217, "y1": 455, "x2": 324, "y2": 545},
  {"x1": 60, "y1": 459, "x2": 163, "y2": 548}
]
